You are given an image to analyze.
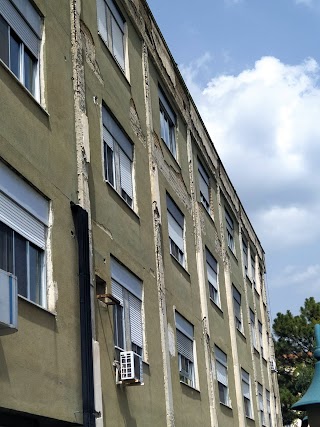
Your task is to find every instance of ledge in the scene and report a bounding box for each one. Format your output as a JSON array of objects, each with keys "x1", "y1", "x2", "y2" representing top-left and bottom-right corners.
[{"x1": 18, "y1": 295, "x2": 57, "y2": 317}]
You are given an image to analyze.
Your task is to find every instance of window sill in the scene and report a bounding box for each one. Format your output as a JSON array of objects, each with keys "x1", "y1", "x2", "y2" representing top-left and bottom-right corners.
[
  {"x1": 98, "y1": 32, "x2": 131, "y2": 87},
  {"x1": 105, "y1": 180, "x2": 140, "y2": 222},
  {"x1": 18, "y1": 295, "x2": 56, "y2": 316},
  {"x1": 180, "y1": 381, "x2": 200, "y2": 393},
  {"x1": 246, "y1": 416, "x2": 255, "y2": 422},
  {"x1": 200, "y1": 201, "x2": 215, "y2": 223},
  {"x1": 0, "y1": 59, "x2": 48, "y2": 116},
  {"x1": 220, "y1": 402, "x2": 232, "y2": 410},
  {"x1": 228, "y1": 247, "x2": 238, "y2": 263},
  {"x1": 170, "y1": 254, "x2": 190, "y2": 279},
  {"x1": 209, "y1": 297, "x2": 223, "y2": 314},
  {"x1": 236, "y1": 327, "x2": 246, "y2": 341},
  {"x1": 160, "y1": 137, "x2": 181, "y2": 170}
]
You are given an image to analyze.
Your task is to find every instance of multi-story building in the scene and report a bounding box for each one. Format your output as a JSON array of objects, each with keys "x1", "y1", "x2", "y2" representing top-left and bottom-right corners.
[{"x1": 0, "y1": 0, "x2": 282, "y2": 426}]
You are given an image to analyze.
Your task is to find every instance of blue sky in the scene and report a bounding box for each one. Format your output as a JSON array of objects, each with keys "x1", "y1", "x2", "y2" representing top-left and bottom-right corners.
[{"x1": 147, "y1": 0, "x2": 320, "y2": 320}]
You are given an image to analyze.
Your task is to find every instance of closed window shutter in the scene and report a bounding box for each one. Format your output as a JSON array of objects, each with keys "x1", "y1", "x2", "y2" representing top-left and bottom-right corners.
[
  {"x1": 158, "y1": 87, "x2": 176, "y2": 125},
  {"x1": 216, "y1": 361, "x2": 227, "y2": 386},
  {"x1": 119, "y1": 149, "x2": 133, "y2": 198},
  {"x1": 0, "y1": 191, "x2": 46, "y2": 249},
  {"x1": 111, "y1": 16, "x2": 124, "y2": 70},
  {"x1": 97, "y1": 0, "x2": 108, "y2": 44},
  {"x1": 104, "y1": 127, "x2": 113, "y2": 149},
  {"x1": 168, "y1": 212, "x2": 183, "y2": 251},
  {"x1": 199, "y1": 172, "x2": 209, "y2": 202},
  {"x1": 111, "y1": 279, "x2": 123, "y2": 306},
  {"x1": 102, "y1": 108, "x2": 133, "y2": 160},
  {"x1": 242, "y1": 370, "x2": 250, "y2": 398},
  {"x1": 176, "y1": 330, "x2": 193, "y2": 362},
  {"x1": 110, "y1": 257, "x2": 142, "y2": 300},
  {"x1": 129, "y1": 293, "x2": 143, "y2": 349},
  {"x1": 207, "y1": 262, "x2": 217, "y2": 288},
  {"x1": 0, "y1": 0, "x2": 40, "y2": 58}
]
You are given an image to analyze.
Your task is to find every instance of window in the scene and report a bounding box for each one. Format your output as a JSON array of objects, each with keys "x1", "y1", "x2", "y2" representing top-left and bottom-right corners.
[
  {"x1": 0, "y1": 0, "x2": 42, "y2": 99},
  {"x1": 111, "y1": 258, "x2": 143, "y2": 359},
  {"x1": 159, "y1": 87, "x2": 176, "y2": 158},
  {"x1": 241, "y1": 369, "x2": 252, "y2": 418},
  {"x1": 198, "y1": 160, "x2": 210, "y2": 212},
  {"x1": 97, "y1": 0, "x2": 126, "y2": 71},
  {"x1": 215, "y1": 346, "x2": 230, "y2": 406},
  {"x1": 250, "y1": 309, "x2": 257, "y2": 349},
  {"x1": 258, "y1": 383, "x2": 265, "y2": 425},
  {"x1": 206, "y1": 248, "x2": 219, "y2": 306},
  {"x1": 102, "y1": 106, "x2": 134, "y2": 207},
  {"x1": 232, "y1": 286, "x2": 243, "y2": 332},
  {"x1": 242, "y1": 239, "x2": 248, "y2": 276},
  {"x1": 258, "y1": 321, "x2": 264, "y2": 356},
  {"x1": 0, "y1": 161, "x2": 48, "y2": 307},
  {"x1": 225, "y1": 210, "x2": 235, "y2": 252},
  {"x1": 175, "y1": 312, "x2": 195, "y2": 388},
  {"x1": 251, "y1": 254, "x2": 256, "y2": 288},
  {"x1": 266, "y1": 390, "x2": 272, "y2": 427},
  {"x1": 166, "y1": 194, "x2": 185, "y2": 266}
]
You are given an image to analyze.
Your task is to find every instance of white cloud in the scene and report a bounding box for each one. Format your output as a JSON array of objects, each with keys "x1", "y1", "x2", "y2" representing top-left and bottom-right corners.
[
  {"x1": 273, "y1": 264, "x2": 320, "y2": 291},
  {"x1": 180, "y1": 56, "x2": 320, "y2": 250}
]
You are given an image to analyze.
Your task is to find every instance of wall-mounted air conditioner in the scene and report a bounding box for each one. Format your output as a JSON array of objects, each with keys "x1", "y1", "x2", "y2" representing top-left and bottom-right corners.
[
  {"x1": 270, "y1": 358, "x2": 277, "y2": 373},
  {"x1": 120, "y1": 351, "x2": 143, "y2": 385},
  {"x1": 0, "y1": 269, "x2": 18, "y2": 335}
]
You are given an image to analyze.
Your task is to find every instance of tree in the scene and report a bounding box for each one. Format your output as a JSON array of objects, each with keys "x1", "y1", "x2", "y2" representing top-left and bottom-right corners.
[{"x1": 273, "y1": 297, "x2": 320, "y2": 425}]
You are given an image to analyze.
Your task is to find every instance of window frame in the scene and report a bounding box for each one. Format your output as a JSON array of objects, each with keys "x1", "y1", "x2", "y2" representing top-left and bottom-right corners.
[
  {"x1": 232, "y1": 285, "x2": 243, "y2": 333},
  {"x1": 97, "y1": 0, "x2": 127, "y2": 74},
  {"x1": 198, "y1": 160, "x2": 210, "y2": 213},
  {"x1": 242, "y1": 239, "x2": 248, "y2": 276},
  {"x1": 241, "y1": 369, "x2": 253, "y2": 419},
  {"x1": 251, "y1": 252, "x2": 256, "y2": 289},
  {"x1": 166, "y1": 194, "x2": 185, "y2": 267},
  {"x1": 111, "y1": 257, "x2": 144, "y2": 360},
  {"x1": 215, "y1": 346, "x2": 230, "y2": 406},
  {"x1": 225, "y1": 209, "x2": 235, "y2": 253},
  {"x1": 0, "y1": 0, "x2": 42, "y2": 101},
  {"x1": 175, "y1": 312, "x2": 196, "y2": 388},
  {"x1": 258, "y1": 383, "x2": 265, "y2": 426},
  {"x1": 250, "y1": 308, "x2": 258, "y2": 350},
  {"x1": 102, "y1": 106, "x2": 134, "y2": 208},
  {"x1": 206, "y1": 248, "x2": 220, "y2": 306},
  {"x1": 159, "y1": 86, "x2": 177, "y2": 159},
  {"x1": 258, "y1": 320, "x2": 264, "y2": 357}
]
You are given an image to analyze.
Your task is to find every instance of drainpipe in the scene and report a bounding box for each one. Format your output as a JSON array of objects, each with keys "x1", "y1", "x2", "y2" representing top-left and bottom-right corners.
[{"x1": 71, "y1": 203, "x2": 96, "y2": 427}]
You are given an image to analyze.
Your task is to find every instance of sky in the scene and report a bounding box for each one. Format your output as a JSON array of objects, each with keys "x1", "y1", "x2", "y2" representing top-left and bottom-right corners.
[{"x1": 147, "y1": 0, "x2": 320, "y2": 321}]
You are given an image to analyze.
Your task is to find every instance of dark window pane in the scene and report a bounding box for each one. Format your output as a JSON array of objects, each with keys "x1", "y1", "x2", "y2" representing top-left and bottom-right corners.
[
  {"x1": 113, "y1": 304, "x2": 124, "y2": 350},
  {"x1": 0, "y1": 222, "x2": 13, "y2": 273},
  {"x1": 0, "y1": 15, "x2": 9, "y2": 65},
  {"x1": 24, "y1": 49, "x2": 36, "y2": 95},
  {"x1": 10, "y1": 32, "x2": 20, "y2": 78},
  {"x1": 29, "y1": 243, "x2": 43, "y2": 305},
  {"x1": 14, "y1": 233, "x2": 28, "y2": 298}
]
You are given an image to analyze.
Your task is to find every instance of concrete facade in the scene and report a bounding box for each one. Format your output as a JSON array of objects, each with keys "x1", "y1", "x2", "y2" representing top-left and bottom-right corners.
[{"x1": 0, "y1": 0, "x2": 282, "y2": 426}]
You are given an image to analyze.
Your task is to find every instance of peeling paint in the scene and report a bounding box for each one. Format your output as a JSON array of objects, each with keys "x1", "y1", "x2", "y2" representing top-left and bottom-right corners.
[
  {"x1": 129, "y1": 99, "x2": 146, "y2": 147},
  {"x1": 80, "y1": 21, "x2": 103, "y2": 84}
]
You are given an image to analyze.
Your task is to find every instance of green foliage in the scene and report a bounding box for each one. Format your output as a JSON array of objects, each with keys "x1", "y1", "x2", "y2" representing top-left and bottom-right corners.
[{"x1": 273, "y1": 297, "x2": 320, "y2": 425}]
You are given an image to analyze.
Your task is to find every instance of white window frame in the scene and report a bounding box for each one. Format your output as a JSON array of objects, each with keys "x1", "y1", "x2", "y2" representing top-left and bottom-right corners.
[
  {"x1": 102, "y1": 106, "x2": 134, "y2": 208},
  {"x1": 111, "y1": 257, "x2": 144, "y2": 359},
  {"x1": 206, "y1": 248, "x2": 220, "y2": 306},
  {"x1": 97, "y1": 0, "x2": 127, "y2": 73},
  {"x1": 258, "y1": 320, "x2": 264, "y2": 357},
  {"x1": 166, "y1": 194, "x2": 185, "y2": 267},
  {"x1": 242, "y1": 239, "x2": 248, "y2": 276},
  {"x1": 232, "y1": 285, "x2": 243, "y2": 333},
  {"x1": 250, "y1": 309, "x2": 258, "y2": 350},
  {"x1": 159, "y1": 86, "x2": 177, "y2": 158},
  {"x1": 198, "y1": 160, "x2": 210, "y2": 213},
  {"x1": 266, "y1": 390, "x2": 272, "y2": 427},
  {"x1": 225, "y1": 209, "x2": 235, "y2": 253},
  {"x1": 215, "y1": 346, "x2": 230, "y2": 406},
  {"x1": 251, "y1": 253, "x2": 256, "y2": 289},
  {"x1": 175, "y1": 312, "x2": 195, "y2": 388},
  {"x1": 0, "y1": 0, "x2": 42, "y2": 100},
  {"x1": 258, "y1": 383, "x2": 265, "y2": 426},
  {"x1": 0, "y1": 161, "x2": 48, "y2": 308},
  {"x1": 241, "y1": 369, "x2": 253, "y2": 418}
]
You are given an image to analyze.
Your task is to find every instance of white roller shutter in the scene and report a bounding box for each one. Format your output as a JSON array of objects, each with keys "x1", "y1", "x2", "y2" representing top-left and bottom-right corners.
[
  {"x1": 167, "y1": 212, "x2": 183, "y2": 252},
  {"x1": 129, "y1": 293, "x2": 143, "y2": 349},
  {"x1": 119, "y1": 149, "x2": 133, "y2": 199}
]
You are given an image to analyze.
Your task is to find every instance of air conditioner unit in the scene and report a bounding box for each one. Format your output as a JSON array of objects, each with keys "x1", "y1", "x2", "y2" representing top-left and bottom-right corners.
[
  {"x1": 270, "y1": 358, "x2": 277, "y2": 372},
  {"x1": 120, "y1": 351, "x2": 143, "y2": 384},
  {"x1": 0, "y1": 269, "x2": 18, "y2": 335}
]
